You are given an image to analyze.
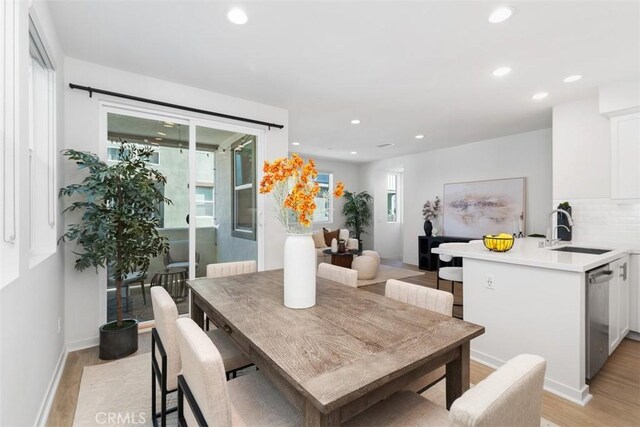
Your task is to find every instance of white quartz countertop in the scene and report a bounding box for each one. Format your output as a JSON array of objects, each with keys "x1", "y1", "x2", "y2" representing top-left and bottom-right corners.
[{"x1": 432, "y1": 238, "x2": 634, "y2": 272}]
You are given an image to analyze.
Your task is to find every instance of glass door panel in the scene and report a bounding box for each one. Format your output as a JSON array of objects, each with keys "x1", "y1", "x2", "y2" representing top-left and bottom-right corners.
[
  {"x1": 194, "y1": 125, "x2": 257, "y2": 277},
  {"x1": 105, "y1": 112, "x2": 190, "y2": 322}
]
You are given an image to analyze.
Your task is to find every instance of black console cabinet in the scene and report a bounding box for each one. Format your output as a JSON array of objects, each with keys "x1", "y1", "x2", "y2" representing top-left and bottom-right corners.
[{"x1": 418, "y1": 235, "x2": 473, "y2": 271}]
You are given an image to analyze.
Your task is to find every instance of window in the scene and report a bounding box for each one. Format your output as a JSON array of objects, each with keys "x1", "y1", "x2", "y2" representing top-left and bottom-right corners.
[
  {"x1": 232, "y1": 137, "x2": 256, "y2": 239},
  {"x1": 28, "y1": 16, "x2": 56, "y2": 263},
  {"x1": 195, "y1": 185, "x2": 214, "y2": 227},
  {"x1": 387, "y1": 173, "x2": 398, "y2": 222},
  {"x1": 313, "y1": 172, "x2": 333, "y2": 223}
]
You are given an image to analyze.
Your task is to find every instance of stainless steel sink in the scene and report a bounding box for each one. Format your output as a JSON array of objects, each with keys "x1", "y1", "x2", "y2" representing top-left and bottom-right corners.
[{"x1": 551, "y1": 246, "x2": 612, "y2": 255}]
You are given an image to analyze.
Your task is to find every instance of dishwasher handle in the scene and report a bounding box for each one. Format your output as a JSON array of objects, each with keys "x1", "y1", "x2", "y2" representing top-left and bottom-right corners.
[{"x1": 589, "y1": 270, "x2": 613, "y2": 284}]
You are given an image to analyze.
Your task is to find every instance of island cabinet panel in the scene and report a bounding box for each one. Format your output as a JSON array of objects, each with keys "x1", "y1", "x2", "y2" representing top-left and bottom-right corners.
[
  {"x1": 631, "y1": 255, "x2": 640, "y2": 333},
  {"x1": 609, "y1": 255, "x2": 630, "y2": 354}
]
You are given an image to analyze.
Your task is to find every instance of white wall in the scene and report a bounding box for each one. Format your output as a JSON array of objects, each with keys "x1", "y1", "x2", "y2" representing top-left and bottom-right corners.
[
  {"x1": 307, "y1": 157, "x2": 360, "y2": 232},
  {"x1": 359, "y1": 129, "x2": 553, "y2": 265},
  {"x1": 553, "y1": 84, "x2": 640, "y2": 246},
  {"x1": 553, "y1": 95, "x2": 611, "y2": 200},
  {"x1": 62, "y1": 57, "x2": 288, "y2": 347},
  {"x1": 0, "y1": 1, "x2": 67, "y2": 425}
]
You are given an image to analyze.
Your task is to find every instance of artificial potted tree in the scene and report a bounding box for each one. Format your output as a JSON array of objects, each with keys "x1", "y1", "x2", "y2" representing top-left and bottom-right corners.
[
  {"x1": 342, "y1": 190, "x2": 373, "y2": 252},
  {"x1": 59, "y1": 143, "x2": 170, "y2": 360}
]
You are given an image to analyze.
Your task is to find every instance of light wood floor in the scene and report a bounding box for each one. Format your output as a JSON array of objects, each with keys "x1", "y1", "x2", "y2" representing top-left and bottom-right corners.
[{"x1": 47, "y1": 264, "x2": 640, "y2": 426}]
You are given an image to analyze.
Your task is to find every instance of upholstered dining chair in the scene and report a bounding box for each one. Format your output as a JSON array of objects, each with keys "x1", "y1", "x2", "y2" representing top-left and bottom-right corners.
[
  {"x1": 317, "y1": 262, "x2": 358, "y2": 287},
  {"x1": 175, "y1": 317, "x2": 301, "y2": 427},
  {"x1": 150, "y1": 287, "x2": 252, "y2": 427},
  {"x1": 436, "y1": 242, "x2": 466, "y2": 319},
  {"x1": 206, "y1": 260, "x2": 257, "y2": 278},
  {"x1": 344, "y1": 354, "x2": 547, "y2": 427},
  {"x1": 204, "y1": 260, "x2": 257, "y2": 330},
  {"x1": 385, "y1": 279, "x2": 453, "y2": 393}
]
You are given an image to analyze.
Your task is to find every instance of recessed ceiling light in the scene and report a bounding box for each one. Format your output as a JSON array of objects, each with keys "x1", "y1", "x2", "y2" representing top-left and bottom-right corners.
[
  {"x1": 350, "y1": 151, "x2": 358, "y2": 155},
  {"x1": 415, "y1": 134, "x2": 425, "y2": 139},
  {"x1": 488, "y1": 7, "x2": 514, "y2": 23},
  {"x1": 157, "y1": 132, "x2": 166, "y2": 136},
  {"x1": 163, "y1": 124, "x2": 174, "y2": 128},
  {"x1": 164, "y1": 121, "x2": 174, "y2": 126},
  {"x1": 291, "y1": 142, "x2": 301, "y2": 146},
  {"x1": 155, "y1": 137, "x2": 163, "y2": 141},
  {"x1": 227, "y1": 8, "x2": 248, "y2": 25},
  {"x1": 351, "y1": 119, "x2": 361, "y2": 125},
  {"x1": 492, "y1": 66, "x2": 512, "y2": 77},
  {"x1": 563, "y1": 75, "x2": 583, "y2": 83},
  {"x1": 532, "y1": 92, "x2": 549, "y2": 100}
]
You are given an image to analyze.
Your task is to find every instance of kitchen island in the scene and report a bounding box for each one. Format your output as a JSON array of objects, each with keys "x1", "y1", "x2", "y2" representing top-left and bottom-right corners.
[{"x1": 433, "y1": 238, "x2": 632, "y2": 405}]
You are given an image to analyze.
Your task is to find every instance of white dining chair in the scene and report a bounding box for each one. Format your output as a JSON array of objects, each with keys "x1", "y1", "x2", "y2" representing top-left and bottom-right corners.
[
  {"x1": 176, "y1": 318, "x2": 301, "y2": 426},
  {"x1": 436, "y1": 242, "x2": 466, "y2": 318},
  {"x1": 385, "y1": 279, "x2": 453, "y2": 393},
  {"x1": 205, "y1": 260, "x2": 257, "y2": 330},
  {"x1": 344, "y1": 354, "x2": 547, "y2": 427},
  {"x1": 317, "y1": 262, "x2": 358, "y2": 287},
  {"x1": 206, "y1": 260, "x2": 257, "y2": 278},
  {"x1": 150, "y1": 287, "x2": 252, "y2": 426}
]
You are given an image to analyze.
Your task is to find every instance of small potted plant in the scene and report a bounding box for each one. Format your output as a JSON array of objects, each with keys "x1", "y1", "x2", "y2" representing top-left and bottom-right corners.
[
  {"x1": 422, "y1": 196, "x2": 441, "y2": 236},
  {"x1": 59, "y1": 143, "x2": 171, "y2": 359}
]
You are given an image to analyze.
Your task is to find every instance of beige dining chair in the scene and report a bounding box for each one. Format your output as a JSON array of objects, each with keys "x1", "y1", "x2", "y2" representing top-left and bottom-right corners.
[
  {"x1": 385, "y1": 279, "x2": 453, "y2": 393},
  {"x1": 204, "y1": 260, "x2": 258, "y2": 330},
  {"x1": 318, "y1": 262, "x2": 358, "y2": 287},
  {"x1": 206, "y1": 260, "x2": 257, "y2": 278},
  {"x1": 176, "y1": 317, "x2": 301, "y2": 426},
  {"x1": 344, "y1": 354, "x2": 547, "y2": 427},
  {"x1": 150, "y1": 287, "x2": 252, "y2": 426}
]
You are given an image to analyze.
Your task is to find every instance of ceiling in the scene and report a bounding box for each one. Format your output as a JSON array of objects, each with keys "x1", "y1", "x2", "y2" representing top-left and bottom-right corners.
[{"x1": 47, "y1": 1, "x2": 640, "y2": 163}]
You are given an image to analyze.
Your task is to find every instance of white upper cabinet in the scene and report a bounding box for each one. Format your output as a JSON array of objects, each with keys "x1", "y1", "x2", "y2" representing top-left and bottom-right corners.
[{"x1": 611, "y1": 112, "x2": 640, "y2": 199}]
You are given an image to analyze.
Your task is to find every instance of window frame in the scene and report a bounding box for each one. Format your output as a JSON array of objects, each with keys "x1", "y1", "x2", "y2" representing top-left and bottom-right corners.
[
  {"x1": 313, "y1": 171, "x2": 334, "y2": 224},
  {"x1": 231, "y1": 137, "x2": 256, "y2": 240},
  {"x1": 387, "y1": 173, "x2": 399, "y2": 223},
  {"x1": 27, "y1": 14, "x2": 57, "y2": 266}
]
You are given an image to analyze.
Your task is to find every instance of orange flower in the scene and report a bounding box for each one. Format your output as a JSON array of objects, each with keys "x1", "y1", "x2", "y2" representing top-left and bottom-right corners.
[{"x1": 334, "y1": 181, "x2": 345, "y2": 198}]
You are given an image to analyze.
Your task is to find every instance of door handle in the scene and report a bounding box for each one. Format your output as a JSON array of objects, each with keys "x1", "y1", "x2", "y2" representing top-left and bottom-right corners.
[{"x1": 620, "y1": 263, "x2": 628, "y2": 281}]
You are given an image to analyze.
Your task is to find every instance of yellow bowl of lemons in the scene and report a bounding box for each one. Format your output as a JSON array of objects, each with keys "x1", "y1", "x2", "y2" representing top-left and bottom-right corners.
[{"x1": 483, "y1": 233, "x2": 515, "y2": 252}]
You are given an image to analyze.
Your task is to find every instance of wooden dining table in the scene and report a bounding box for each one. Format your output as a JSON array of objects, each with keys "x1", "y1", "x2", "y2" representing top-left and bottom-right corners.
[{"x1": 188, "y1": 269, "x2": 484, "y2": 426}]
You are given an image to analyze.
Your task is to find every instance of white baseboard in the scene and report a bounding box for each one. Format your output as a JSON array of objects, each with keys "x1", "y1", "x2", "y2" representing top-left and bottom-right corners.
[
  {"x1": 35, "y1": 345, "x2": 68, "y2": 427},
  {"x1": 471, "y1": 349, "x2": 592, "y2": 406},
  {"x1": 66, "y1": 335, "x2": 100, "y2": 352}
]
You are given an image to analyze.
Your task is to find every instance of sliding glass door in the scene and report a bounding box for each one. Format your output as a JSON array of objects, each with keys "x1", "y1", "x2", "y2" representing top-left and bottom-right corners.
[{"x1": 102, "y1": 106, "x2": 262, "y2": 325}]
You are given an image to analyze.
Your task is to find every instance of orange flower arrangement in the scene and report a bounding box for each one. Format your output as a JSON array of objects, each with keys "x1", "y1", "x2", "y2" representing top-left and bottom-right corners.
[{"x1": 260, "y1": 153, "x2": 343, "y2": 230}]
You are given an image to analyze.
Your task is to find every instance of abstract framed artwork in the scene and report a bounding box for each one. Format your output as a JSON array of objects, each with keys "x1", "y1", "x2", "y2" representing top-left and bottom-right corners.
[{"x1": 443, "y1": 177, "x2": 525, "y2": 237}]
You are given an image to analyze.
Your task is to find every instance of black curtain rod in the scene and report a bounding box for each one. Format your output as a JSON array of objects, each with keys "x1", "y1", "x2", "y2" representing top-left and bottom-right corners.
[{"x1": 68, "y1": 83, "x2": 284, "y2": 130}]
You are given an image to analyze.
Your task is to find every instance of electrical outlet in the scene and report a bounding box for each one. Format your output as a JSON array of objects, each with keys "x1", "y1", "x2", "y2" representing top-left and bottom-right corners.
[
  {"x1": 486, "y1": 276, "x2": 495, "y2": 290},
  {"x1": 58, "y1": 317, "x2": 62, "y2": 334}
]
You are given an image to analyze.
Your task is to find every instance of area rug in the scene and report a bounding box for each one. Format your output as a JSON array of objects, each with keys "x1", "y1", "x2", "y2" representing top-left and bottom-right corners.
[
  {"x1": 356, "y1": 264, "x2": 425, "y2": 287},
  {"x1": 421, "y1": 380, "x2": 559, "y2": 427},
  {"x1": 73, "y1": 354, "x2": 174, "y2": 426}
]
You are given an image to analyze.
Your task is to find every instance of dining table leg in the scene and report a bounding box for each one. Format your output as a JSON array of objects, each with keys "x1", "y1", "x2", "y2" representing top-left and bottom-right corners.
[
  {"x1": 303, "y1": 401, "x2": 339, "y2": 427},
  {"x1": 445, "y1": 341, "x2": 470, "y2": 410},
  {"x1": 190, "y1": 293, "x2": 205, "y2": 329}
]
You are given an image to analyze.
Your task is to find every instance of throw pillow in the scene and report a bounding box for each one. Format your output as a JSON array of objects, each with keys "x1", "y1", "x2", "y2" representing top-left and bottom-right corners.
[
  {"x1": 312, "y1": 230, "x2": 326, "y2": 248},
  {"x1": 323, "y1": 228, "x2": 340, "y2": 247}
]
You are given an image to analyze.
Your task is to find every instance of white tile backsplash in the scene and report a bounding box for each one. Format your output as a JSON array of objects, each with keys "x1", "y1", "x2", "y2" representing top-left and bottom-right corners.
[{"x1": 553, "y1": 198, "x2": 640, "y2": 246}]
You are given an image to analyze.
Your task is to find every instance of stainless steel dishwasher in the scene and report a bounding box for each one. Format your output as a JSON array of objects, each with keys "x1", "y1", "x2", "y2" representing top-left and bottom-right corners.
[{"x1": 586, "y1": 264, "x2": 612, "y2": 379}]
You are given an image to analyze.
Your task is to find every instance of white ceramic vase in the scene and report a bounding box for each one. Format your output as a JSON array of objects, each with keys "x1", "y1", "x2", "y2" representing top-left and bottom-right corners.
[{"x1": 284, "y1": 233, "x2": 316, "y2": 309}]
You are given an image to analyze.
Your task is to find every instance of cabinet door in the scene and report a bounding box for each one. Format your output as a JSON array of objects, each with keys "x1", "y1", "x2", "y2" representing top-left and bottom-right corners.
[
  {"x1": 611, "y1": 113, "x2": 640, "y2": 199},
  {"x1": 609, "y1": 259, "x2": 620, "y2": 354},
  {"x1": 618, "y1": 256, "x2": 630, "y2": 338}
]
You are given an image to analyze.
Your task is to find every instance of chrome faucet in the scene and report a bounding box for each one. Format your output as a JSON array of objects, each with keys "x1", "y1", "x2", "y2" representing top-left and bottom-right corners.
[{"x1": 545, "y1": 209, "x2": 574, "y2": 247}]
